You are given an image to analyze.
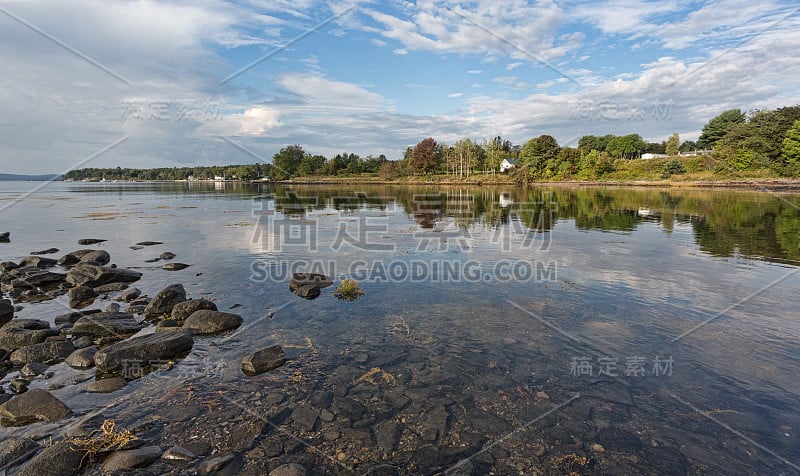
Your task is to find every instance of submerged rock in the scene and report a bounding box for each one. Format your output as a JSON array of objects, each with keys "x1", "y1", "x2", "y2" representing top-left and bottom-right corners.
[
  {"x1": 0, "y1": 389, "x2": 71, "y2": 426},
  {"x1": 19, "y1": 256, "x2": 58, "y2": 268},
  {"x1": 162, "y1": 262, "x2": 190, "y2": 271},
  {"x1": 77, "y1": 238, "x2": 106, "y2": 245},
  {"x1": 289, "y1": 273, "x2": 333, "y2": 291},
  {"x1": 293, "y1": 284, "x2": 320, "y2": 299},
  {"x1": 102, "y1": 446, "x2": 162, "y2": 471},
  {"x1": 87, "y1": 377, "x2": 127, "y2": 393},
  {"x1": 241, "y1": 345, "x2": 286, "y2": 376},
  {"x1": 160, "y1": 252, "x2": 176, "y2": 260}
]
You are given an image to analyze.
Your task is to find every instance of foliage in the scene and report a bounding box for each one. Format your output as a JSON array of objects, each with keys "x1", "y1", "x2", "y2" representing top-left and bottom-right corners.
[
  {"x1": 272, "y1": 145, "x2": 305, "y2": 179},
  {"x1": 666, "y1": 133, "x2": 680, "y2": 156},
  {"x1": 698, "y1": 109, "x2": 746, "y2": 149},
  {"x1": 661, "y1": 159, "x2": 686, "y2": 178},
  {"x1": 783, "y1": 120, "x2": 800, "y2": 171},
  {"x1": 410, "y1": 138, "x2": 440, "y2": 174}
]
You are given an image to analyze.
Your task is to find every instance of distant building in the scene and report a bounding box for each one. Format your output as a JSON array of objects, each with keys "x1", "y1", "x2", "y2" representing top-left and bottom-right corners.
[
  {"x1": 500, "y1": 158, "x2": 517, "y2": 172},
  {"x1": 641, "y1": 153, "x2": 668, "y2": 160},
  {"x1": 214, "y1": 175, "x2": 225, "y2": 181}
]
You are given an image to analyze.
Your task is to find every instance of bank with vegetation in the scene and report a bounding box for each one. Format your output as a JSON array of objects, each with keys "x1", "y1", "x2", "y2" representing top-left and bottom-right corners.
[{"x1": 63, "y1": 104, "x2": 800, "y2": 184}]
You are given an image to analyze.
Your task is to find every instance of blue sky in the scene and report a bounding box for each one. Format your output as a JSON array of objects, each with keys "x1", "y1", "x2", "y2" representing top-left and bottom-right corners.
[{"x1": 0, "y1": 0, "x2": 798, "y2": 173}]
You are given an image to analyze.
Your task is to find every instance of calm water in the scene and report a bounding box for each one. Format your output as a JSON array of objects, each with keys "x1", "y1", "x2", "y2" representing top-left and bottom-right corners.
[{"x1": 1, "y1": 181, "x2": 799, "y2": 475}]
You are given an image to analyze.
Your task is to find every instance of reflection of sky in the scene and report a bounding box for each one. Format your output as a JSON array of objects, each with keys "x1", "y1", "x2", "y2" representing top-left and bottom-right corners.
[{"x1": 2, "y1": 182, "x2": 800, "y2": 398}]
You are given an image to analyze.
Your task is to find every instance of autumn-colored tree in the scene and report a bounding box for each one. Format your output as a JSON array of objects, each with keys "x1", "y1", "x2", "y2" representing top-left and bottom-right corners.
[{"x1": 410, "y1": 138, "x2": 440, "y2": 174}]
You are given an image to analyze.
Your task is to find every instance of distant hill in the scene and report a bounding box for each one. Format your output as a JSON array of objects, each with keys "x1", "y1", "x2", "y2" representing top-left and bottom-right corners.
[{"x1": 0, "y1": 173, "x2": 62, "y2": 181}]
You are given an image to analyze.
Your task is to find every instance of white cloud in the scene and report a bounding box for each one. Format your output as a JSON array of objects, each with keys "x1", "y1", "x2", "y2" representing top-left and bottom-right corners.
[
  {"x1": 448, "y1": 92, "x2": 463, "y2": 98},
  {"x1": 393, "y1": 48, "x2": 409, "y2": 55},
  {"x1": 506, "y1": 62, "x2": 523, "y2": 71},
  {"x1": 491, "y1": 76, "x2": 530, "y2": 90},
  {"x1": 467, "y1": 70, "x2": 483, "y2": 74}
]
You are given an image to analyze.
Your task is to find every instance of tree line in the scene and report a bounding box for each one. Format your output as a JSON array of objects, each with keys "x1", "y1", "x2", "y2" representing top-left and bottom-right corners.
[{"x1": 64, "y1": 103, "x2": 800, "y2": 182}]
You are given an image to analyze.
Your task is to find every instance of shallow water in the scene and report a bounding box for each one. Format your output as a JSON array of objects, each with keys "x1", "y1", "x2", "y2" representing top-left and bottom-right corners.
[{"x1": 1, "y1": 181, "x2": 799, "y2": 475}]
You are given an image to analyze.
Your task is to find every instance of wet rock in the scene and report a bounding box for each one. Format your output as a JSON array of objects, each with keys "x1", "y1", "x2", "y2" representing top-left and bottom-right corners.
[
  {"x1": 66, "y1": 346, "x2": 97, "y2": 368},
  {"x1": 163, "y1": 446, "x2": 197, "y2": 463},
  {"x1": 10, "y1": 377, "x2": 28, "y2": 393},
  {"x1": 94, "y1": 330, "x2": 193, "y2": 374},
  {"x1": 156, "y1": 319, "x2": 181, "y2": 331},
  {"x1": 136, "y1": 241, "x2": 163, "y2": 246},
  {"x1": 55, "y1": 309, "x2": 100, "y2": 325},
  {"x1": 129, "y1": 245, "x2": 144, "y2": 250},
  {"x1": 320, "y1": 409, "x2": 335, "y2": 422},
  {"x1": 64, "y1": 412, "x2": 106, "y2": 438},
  {"x1": 79, "y1": 250, "x2": 110, "y2": 265},
  {"x1": 144, "y1": 283, "x2": 186, "y2": 319},
  {"x1": 17, "y1": 441, "x2": 83, "y2": 476},
  {"x1": 270, "y1": 463, "x2": 307, "y2": 476},
  {"x1": 101, "y1": 445, "x2": 162, "y2": 471},
  {"x1": 94, "y1": 282, "x2": 129, "y2": 293},
  {"x1": 66, "y1": 262, "x2": 141, "y2": 288},
  {"x1": 10, "y1": 340, "x2": 75, "y2": 364},
  {"x1": 200, "y1": 453, "x2": 244, "y2": 475},
  {"x1": 310, "y1": 390, "x2": 333, "y2": 408},
  {"x1": 3, "y1": 266, "x2": 66, "y2": 289},
  {"x1": 0, "y1": 298, "x2": 13, "y2": 325},
  {"x1": 163, "y1": 262, "x2": 190, "y2": 271},
  {"x1": 71, "y1": 312, "x2": 141, "y2": 338},
  {"x1": 78, "y1": 238, "x2": 106, "y2": 245},
  {"x1": 72, "y1": 335, "x2": 94, "y2": 348},
  {"x1": 119, "y1": 287, "x2": 141, "y2": 302},
  {"x1": 67, "y1": 285, "x2": 97, "y2": 309},
  {"x1": 160, "y1": 252, "x2": 176, "y2": 260},
  {"x1": 19, "y1": 256, "x2": 58, "y2": 268},
  {"x1": 57, "y1": 250, "x2": 94, "y2": 267},
  {"x1": 126, "y1": 304, "x2": 147, "y2": 315},
  {"x1": 145, "y1": 257, "x2": 161, "y2": 263},
  {"x1": 332, "y1": 396, "x2": 366, "y2": 421},
  {"x1": 467, "y1": 406, "x2": 511, "y2": 435},
  {"x1": 20, "y1": 362, "x2": 49, "y2": 377},
  {"x1": 0, "y1": 437, "x2": 40, "y2": 470},
  {"x1": 0, "y1": 388, "x2": 71, "y2": 426},
  {"x1": 292, "y1": 405, "x2": 319, "y2": 432},
  {"x1": 596, "y1": 426, "x2": 643, "y2": 452},
  {"x1": 182, "y1": 309, "x2": 242, "y2": 335},
  {"x1": 289, "y1": 273, "x2": 333, "y2": 290},
  {"x1": 171, "y1": 298, "x2": 217, "y2": 322},
  {"x1": 87, "y1": 377, "x2": 128, "y2": 393},
  {"x1": 241, "y1": 345, "x2": 286, "y2": 376},
  {"x1": 105, "y1": 302, "x2": 121, "y2": 312},
  {"x1": 0, "y1": 319, "x2": 59, "y2": 352},
  {"x1": 0, "y1": 232, "x2": 9, "y2": 243},
  {"x1": 0, "y1": 261, "x2": 19, "y2": 272},
  {"x1": 376, "y1": 421, "x2": 403, "y2": 454},
  {"x1": 293, "y1": 284, "x2": 320, "y2": 299},
  {"x1": 30, "y1": 248, "x2": 59, "y2": 255}
]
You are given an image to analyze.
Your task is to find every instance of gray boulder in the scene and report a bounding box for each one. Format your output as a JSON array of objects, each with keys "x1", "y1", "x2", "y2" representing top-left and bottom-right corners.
[
  {"x1": 9, "y1": 340, "x2": 75, "y2": 364},
  {"x1": 0, "y1": 437, "x2": 40, "y2": 470},
  {"x1": 79, "y1": 249, "x2": 110, "y2": 265},
  {"x1": 0, "y1": 298, "x2": 13, "y2": 325},
  {"x1": 241, "y1": 345, "x2": 286, "y2": 376},
  {"x1": 17, "y1": 441, "x2": 83, "y2": 476},
  {"x1": 19, "y1": 256, "x2": 57, "y2": 268},
  {"x1": 269, "y1": 463, "x2": 307, "y2": 476},
  {"x1": 102, "y1": 446, "x2": 162, "y2": 471},
  {"x1": 71, "y1": 312, "x2": 141, "y2": 338},
  {"x1": 65, "y1": 346, "x2": 97, "y2": 368},
  {"x1": 67, "y1": 285, "x2": 97, "y2": 309},
  {"x1": 144, "y1": 284, "x2": 186, "y2": 319},
  {"x1": 0, "y1": 319, "x2": 59, "y2": 352},
  {"x1": 0, "y1": 388, "x2": 71, "y2": 426},
  {"x1": 182, "y1": 310, "x2": 242, "y2": 335},
  {"x1": 94, "y1": 330, "x2": 194, "y2": 374},
  {"x1": 170, "y1": 299, "x2": 217, "y2": 322},
  {"x1": 65, "y1": 262, "x2": 141, "y2": 288},
  {"x1": 87, "y1": 377, "x2": 127, "y2": 393}
]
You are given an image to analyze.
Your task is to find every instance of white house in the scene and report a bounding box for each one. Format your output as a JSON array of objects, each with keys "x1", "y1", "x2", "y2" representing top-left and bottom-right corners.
[
  {"x1": 641, "y1": 153, "x2": 668, "y2": 160},
  {"x1": 500, "y1": 158, "x2": 517, "y2": 172}
]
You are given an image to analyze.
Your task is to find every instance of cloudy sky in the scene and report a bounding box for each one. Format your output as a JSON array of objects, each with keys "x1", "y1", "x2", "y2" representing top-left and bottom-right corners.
[{"x1": 1, "y1": 0, "x2": 798, "y2": 174}]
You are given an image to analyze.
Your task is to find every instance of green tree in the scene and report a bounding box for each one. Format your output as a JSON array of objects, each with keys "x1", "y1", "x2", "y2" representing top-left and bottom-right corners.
[
  {"x1": 782, "y1": 119, "x2": 800, "y2": 170},
  {"x1": 666, "y1": 133, "x2": 680, "y2": 156},
  {"x1": 697, "y1": 109, "x2": 745, "y2": 149},
  {"x1": 679, "y1": 140, "x2": 698, "y2": 152},
  {"x1": 272, "y1": 145, "x2": 305, "y2": 179}
]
